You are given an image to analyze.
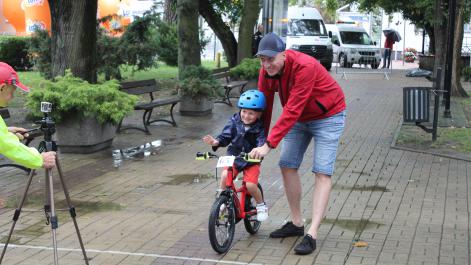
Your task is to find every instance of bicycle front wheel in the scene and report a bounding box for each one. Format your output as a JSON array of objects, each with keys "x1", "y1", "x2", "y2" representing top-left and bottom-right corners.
[{"x1": 208, "y1": 195, "x2": 235, "y2": 253}]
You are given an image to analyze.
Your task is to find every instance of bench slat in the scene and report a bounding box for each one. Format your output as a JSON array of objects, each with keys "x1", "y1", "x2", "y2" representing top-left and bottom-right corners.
[
  {"x1": 118, "y1": 79, "x2": 180, "y2": 134},
  {"x1": 135, "y1": 97, "x2": 181, "y2": 110}
]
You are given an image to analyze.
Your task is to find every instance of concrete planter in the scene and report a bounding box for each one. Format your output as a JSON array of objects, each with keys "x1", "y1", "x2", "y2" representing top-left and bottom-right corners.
[
  {"x1": 178, "y1": 95, "x2": 213, "y2": 116},
  {"x1": 55, "y1": 116, "x2": 117, "y2": 154}
]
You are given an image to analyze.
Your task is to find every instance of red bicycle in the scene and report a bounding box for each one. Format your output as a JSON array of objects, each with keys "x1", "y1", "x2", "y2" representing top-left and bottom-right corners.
[{"x1": 196, "y1": 152, "x2": 264, "y2": 254}]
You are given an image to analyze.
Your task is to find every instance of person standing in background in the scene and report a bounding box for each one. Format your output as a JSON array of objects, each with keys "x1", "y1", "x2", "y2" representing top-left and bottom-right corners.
[{"x1": 252, "y1": 24, "x2": 264, "y2": 56}]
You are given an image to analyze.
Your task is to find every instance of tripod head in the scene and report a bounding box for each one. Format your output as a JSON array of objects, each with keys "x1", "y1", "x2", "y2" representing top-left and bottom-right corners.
[{"x1": 35, "y1": 102, "x2": 57, "y2": 152}]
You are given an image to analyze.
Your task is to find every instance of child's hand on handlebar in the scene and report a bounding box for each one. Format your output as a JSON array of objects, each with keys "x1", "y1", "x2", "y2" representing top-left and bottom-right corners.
[{"x1": 202, "y1": 135, "x2": 219, "y2": 146}]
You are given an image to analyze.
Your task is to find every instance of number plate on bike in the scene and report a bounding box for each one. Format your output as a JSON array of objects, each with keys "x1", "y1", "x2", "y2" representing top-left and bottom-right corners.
[{"x1": 216, "y1": 156, "x2": 235, "y2": 168}]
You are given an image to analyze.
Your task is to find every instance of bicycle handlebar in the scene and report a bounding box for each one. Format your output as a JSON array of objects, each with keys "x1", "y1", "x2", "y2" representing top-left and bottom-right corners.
[{"x1": 195, "y1": 152, "x2": 261, "y2": 163}]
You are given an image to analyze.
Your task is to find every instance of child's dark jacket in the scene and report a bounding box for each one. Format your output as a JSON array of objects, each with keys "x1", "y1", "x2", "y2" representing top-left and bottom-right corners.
[{"x1": 216, "y1": 113, "x2": 266, "y2": 171}]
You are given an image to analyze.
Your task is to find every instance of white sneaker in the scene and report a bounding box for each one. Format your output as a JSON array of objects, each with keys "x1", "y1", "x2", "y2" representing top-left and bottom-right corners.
[{"x1": 256, "y1": 203, "x2": 268, "y2": 222}]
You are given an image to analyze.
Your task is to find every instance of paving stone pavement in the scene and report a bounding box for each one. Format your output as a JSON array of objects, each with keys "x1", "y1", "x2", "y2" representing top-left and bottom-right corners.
[{"x1": 1, "y1": 65, "x2": 470, "y2": 265}]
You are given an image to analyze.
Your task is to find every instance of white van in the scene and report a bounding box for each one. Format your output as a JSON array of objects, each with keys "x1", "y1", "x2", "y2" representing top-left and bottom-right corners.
[
  {"x1": 283, "y1": 6, "x2": 333, "y2": 71},
  {"x1": 326, "y1": 23, "x2": 381, "y2": 69}
]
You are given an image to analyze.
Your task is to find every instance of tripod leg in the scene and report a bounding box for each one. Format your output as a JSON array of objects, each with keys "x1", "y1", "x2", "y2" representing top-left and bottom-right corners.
[
  {"x1": 55, "y1": 157, "x2": 89, "y2": 265},
  {"x1": 44, "y1": 173, "x2": 51, "y2": 225},
  {"x1": 46, "y1": 169, "x2": 59, "y2": 265},
  {"x1": 0, "y1": 170, "x2": 36, "y2": 264}
]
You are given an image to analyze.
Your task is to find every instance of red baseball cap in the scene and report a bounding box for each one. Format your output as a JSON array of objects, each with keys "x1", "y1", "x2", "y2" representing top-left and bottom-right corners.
[{"x1": 0, "y1": 62, "x2": 30, "y2": 92}]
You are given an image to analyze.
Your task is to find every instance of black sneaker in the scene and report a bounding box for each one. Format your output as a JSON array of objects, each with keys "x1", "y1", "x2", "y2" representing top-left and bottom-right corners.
[
  {"x1": 294, "y1": 234, "x2": 316, "y2": 255},
  {"x1": 269, "y1": 221, "x2": 304, "y2": 238}
]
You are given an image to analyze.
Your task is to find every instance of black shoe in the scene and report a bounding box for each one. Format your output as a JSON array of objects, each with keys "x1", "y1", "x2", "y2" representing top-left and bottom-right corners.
[
  {"x1": 294, "y1": 234, "x2": 316, "y2": 255},
  {"x1": 269, "y1": 221, "x2": 304, "y2": 238}
]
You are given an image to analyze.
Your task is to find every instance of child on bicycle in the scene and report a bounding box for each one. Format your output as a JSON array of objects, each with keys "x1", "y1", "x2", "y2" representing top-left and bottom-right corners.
[{"x1": 202, "y1": 90, "x2": 268, "y2": 221}]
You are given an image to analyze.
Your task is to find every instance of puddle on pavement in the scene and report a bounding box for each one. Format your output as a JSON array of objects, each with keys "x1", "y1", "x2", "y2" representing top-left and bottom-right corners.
[
  {"x1": 161, "y1": 173, "x2": 212, "y2": 185},
  {"x1": 5, "y1": 194, "x2": 123, "y2": 213},
  {"x1": 322, "y1": 218, "x2": 383, "y2": 232},
  {"x1": 0, "y1": 236, "x2": 20, "y2": 244},
  {"x1": 333, "y1": 184, "x2": 390, "y2": 192},
  {"x1": 112, "y1": 140, "x2": 163, "y2": 167}
]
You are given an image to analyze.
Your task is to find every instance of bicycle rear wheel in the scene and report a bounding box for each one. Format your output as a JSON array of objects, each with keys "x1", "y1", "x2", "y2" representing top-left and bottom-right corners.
[
  {"x1": 243, "y1": 183, "x2": 263, "y2": 234},
  {"x1": 208, "y1": 195, "x2": 235, "y2": 253}
]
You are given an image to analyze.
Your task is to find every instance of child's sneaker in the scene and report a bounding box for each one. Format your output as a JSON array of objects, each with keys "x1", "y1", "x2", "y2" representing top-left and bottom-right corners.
[{"x1": 256, "y1": 203, "x2": 268, "y2": 221}]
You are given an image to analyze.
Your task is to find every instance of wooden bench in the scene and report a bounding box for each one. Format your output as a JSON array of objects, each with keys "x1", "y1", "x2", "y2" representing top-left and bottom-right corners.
[
  {"x1": 212, "y1": 67, "x2": 248, "y2": 106},
  {"x1": 118, "y1": 79, "x2": 181, "y2": 135}
]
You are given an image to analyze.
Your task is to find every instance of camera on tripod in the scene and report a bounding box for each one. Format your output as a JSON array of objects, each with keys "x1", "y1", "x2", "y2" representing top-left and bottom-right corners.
[{"x1": 35, "y1": 102, "x2": 56, "y2": 151}]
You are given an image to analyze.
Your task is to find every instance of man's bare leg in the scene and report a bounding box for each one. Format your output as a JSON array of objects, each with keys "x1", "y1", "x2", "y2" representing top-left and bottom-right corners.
[
  {"x1": 281, "y1": 167, "x2": 303, "y2": 226},
  {"x1": 307, "y1": 173, "x2": 331, "y2": 239}
]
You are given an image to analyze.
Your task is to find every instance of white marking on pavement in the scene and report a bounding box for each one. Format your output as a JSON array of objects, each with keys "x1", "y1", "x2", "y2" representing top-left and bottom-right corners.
[{"x1": 0, "y1": 243, "x2": 262, "y2": 265}]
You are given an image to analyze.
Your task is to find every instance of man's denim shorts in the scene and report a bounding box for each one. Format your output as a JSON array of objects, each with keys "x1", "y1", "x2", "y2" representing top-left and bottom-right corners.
[{"x1": 279, "y1": 110, "x2": 346, "y2": 176}]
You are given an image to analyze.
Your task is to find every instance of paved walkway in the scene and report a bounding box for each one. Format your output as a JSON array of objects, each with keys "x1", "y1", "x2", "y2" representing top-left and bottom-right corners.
[{"x1": 0, "y1": 66, "x2": 469, "y2": 265}]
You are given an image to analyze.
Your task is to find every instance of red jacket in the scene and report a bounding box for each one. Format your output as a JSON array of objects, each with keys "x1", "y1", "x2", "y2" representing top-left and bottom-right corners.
[
  {"x1": 258, "y1": 50, "x2": 346, "y2": 148},
  {"x1": 384, "y1": 37, "x2": 394, "y2": 49}
]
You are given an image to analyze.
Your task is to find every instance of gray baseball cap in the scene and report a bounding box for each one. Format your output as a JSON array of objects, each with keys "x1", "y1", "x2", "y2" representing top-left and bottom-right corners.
[{"x1": 256, "y1": 33, "x2": 286, "y2": 57}]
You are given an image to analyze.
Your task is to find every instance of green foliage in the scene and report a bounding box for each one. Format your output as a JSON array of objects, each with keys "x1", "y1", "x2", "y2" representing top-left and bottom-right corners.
[
  {"x1": 462, "y1": 67, "x2": 471, "y2": 82},
  {"x1": 96, "y1": 29, "x2": 125, "y2": 80},
  {"x1": 0, "y1": 36, "x2": 32, "y2": 70},
  {"x1": 29, "y1": 29, "x2": 52, "y2": 79},
  {"x1": 179, "y1": 65, "x2": 223, "y2": 99},
  {"x1": 230, "y1": 58, "x2": 260, "y2": 80},
  {"x1": 210, "y1": 0, "x2": 244, "y2": 25},
  {"x1": 155, "y1": 20, "x2": 178, "y2": 66},
  {"x1": 120, "y1": 14, "x2": 160, "y2": 70},
  {"x1": 26, "y1": 71, "x2": 137, "y2": 125}
]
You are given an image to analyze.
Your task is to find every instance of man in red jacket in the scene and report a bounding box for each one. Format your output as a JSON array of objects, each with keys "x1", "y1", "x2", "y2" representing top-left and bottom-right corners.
[{"x1": 249, "y1": 33, "x2": 346, "y2": 255}]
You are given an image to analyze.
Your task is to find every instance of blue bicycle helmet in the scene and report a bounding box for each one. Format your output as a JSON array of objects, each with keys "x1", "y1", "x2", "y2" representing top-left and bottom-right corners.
[{"x1": 238, "y1": 90, "x2": 266, "y2": 110}]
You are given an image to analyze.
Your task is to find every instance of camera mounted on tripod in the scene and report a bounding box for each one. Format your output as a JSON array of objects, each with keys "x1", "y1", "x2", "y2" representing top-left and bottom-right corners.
[{"x1": 35, "y1": 102, "x2": 57, "y2": 152}]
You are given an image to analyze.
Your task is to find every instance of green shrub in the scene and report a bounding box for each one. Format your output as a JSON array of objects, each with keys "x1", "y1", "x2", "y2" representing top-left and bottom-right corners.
[
  {"x1": 462, "y1": 67, "x2": 471, "y2": 82},
  {"x1": 26, "y1": 71, "x2": 137, "y2": 125},
  {"x1": 0, "y1": 36, "x2": 32, "y2": 70},
  {"x1": 179, "y1": 65, "x2": 223, "y2": 99},
  {"x1": 230, "y1": 58, "x2": 261, "y2": 80},
  {"x1": 155, "y1": 20, "x2": 178, "y2": 66},
  {"x1": 96, "y1": 28, "x2": 125, "y2": 80},
  {"x1": 29, "y1": 29, "x2": 52, "y2": 79}
]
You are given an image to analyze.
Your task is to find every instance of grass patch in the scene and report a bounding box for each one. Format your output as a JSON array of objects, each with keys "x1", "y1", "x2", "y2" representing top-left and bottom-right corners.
[
  {"x1": 396, "y1": 124, "x2": 471, "y2": 160},
  {"x1": 433, "y1": 127, "x2": 471, "y2": 153}
]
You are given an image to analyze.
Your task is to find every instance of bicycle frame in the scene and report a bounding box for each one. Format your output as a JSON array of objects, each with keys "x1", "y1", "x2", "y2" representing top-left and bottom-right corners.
[{"x1": 224, "y1": 166, "x2": 256, "y2": 221}]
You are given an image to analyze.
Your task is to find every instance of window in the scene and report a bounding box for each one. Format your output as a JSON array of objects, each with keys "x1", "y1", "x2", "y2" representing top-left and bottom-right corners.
[
  {"x1": 287, "y1": 19, "x2": 327, "y2": 36},
  {"x1": 339, "y1": 31, "x2": 372, "y2": 45}
]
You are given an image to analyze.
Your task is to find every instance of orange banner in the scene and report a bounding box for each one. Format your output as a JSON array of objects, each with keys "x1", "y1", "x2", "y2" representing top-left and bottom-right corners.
[
  {"x1": 23, "y1": 0, "x2": 51, "y2": 34},
  {"x1": 3, "y1": 0, "x2": 25, "y2": 34}
]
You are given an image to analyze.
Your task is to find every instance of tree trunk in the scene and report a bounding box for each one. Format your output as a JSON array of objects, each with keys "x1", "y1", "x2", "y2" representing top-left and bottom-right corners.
[
  {"x1": 199, "y1": 0, "x2": 238, "y2": 67},
  {"x1": 237, "y1": 0, "x2": 261, "y2": 63},
  {"x1": 177, "y1": 0, "x2": 201, "y2": 77},
  {"x1": 48, "y1": 0, "x2": 97, "y2": 83},
  {"x1": 425, "y1": 25, "x2": 434, "y2": 54},
  {"x1": 164, "y1": 0, "x2": 178, "y2": 25},
  {"x1": 433, "y1": 0, "x2": 447, "y2": 89},
  {"x1": 451, "y1": 0, "x2": 469, "y2": 97}
]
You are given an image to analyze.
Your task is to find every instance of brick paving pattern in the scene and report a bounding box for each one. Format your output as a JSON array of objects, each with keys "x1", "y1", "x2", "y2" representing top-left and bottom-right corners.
[{"x1": 1, "y1": 64, "x2": 469, "y2": 265}]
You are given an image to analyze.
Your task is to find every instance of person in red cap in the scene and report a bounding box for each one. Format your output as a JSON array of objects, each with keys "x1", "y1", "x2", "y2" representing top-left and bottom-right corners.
[
  {"x1": 0, "y1": 62, "x2": 56, "y2": 169},
  {"x1": 249, "y1": 33, "x2": 346, "y2": 255}
]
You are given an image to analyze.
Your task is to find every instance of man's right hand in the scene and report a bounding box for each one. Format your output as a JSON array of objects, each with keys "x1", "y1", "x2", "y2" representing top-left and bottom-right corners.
[{"x1": 41, "y1": 152, "x2": 56, "y2": 169}]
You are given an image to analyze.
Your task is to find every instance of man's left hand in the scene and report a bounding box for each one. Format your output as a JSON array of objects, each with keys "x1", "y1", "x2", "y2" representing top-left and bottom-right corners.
[
  {"x1": 8, "y1": 127, "x2": 28, "y2": 140},
  {"x1": 249, "y1": 143, "x2": 271, "y2": 160}
]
